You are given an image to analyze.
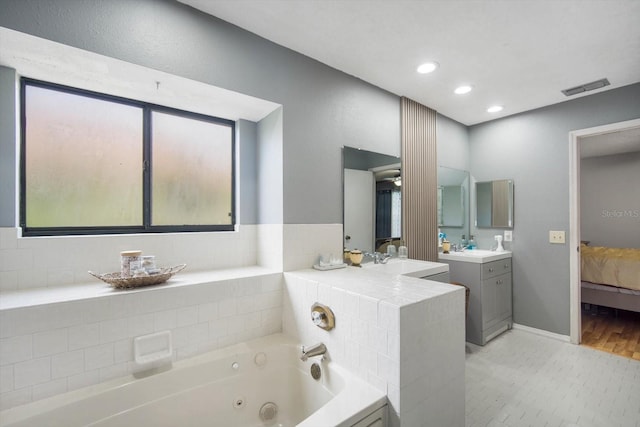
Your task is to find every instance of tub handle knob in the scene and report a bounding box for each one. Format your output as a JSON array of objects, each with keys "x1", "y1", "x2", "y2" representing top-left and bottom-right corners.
[
  {"x1": 310, "y1": 303, "x2": 335, "y2": 331},
  {"x1": 311, "y1": 310, "x2": 324, "y2": 325}
]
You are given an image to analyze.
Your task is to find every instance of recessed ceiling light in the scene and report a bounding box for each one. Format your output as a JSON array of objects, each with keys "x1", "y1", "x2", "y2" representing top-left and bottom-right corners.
[
  {"x1": 487, "y1": 105, "x2": 504, "y2": 113},
  {"x1": 416, "y1": 62, "x2": 439, "y2": 74},
  {"x1": 454, "y1": 85, "x2": 473, "y2": 95}
]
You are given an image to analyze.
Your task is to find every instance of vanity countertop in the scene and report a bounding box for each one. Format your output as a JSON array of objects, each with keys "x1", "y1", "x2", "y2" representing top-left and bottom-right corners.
[{"x1": 438, "y1": 249, "x2": 512, "y2": 264}]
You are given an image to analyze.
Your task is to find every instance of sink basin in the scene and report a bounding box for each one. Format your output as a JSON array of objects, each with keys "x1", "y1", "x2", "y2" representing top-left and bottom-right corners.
[
  {"x1": 362, "y1": 258, "x2": 448, "y2": 278},
  {"x1": 438, "y1": 249, "x2": 511, "y2": 263},
  {"x1": 446, "y1": 249, "x2": 495, "y2": 257}
]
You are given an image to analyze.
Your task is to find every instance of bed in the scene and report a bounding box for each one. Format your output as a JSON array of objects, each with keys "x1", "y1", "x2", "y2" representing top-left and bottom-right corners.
[{"x1": 581, "y1": 245, "x2": 640, "y2": 312}]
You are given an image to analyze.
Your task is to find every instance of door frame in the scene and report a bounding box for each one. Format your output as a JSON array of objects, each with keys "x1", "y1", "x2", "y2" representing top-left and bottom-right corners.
[
  {"x1": 343, "y1": 168, "x2": 375, "y2": 253},
  {"x1": 568, "y1": 117, "x2": 640, "y2": 344}
]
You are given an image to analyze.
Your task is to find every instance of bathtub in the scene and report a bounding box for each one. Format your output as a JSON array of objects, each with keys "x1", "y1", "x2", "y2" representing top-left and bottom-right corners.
[{"x1": 0, "y1": 334, "x2": 386, "y2": 427}]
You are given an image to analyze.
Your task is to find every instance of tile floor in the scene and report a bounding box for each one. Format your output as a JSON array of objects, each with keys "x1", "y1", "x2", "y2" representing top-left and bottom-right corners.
[{"x1": 465, "y1": 329, "x2": 640, "y2": 427}]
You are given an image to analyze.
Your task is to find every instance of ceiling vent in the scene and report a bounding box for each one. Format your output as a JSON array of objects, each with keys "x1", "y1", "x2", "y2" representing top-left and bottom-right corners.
[{"x1": 561, "y1": 78, "x2": 610, "y2": 96}]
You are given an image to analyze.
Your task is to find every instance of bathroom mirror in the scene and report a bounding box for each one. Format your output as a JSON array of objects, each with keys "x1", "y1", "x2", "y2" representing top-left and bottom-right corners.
[
  {"x1": 437, "y1": 166, "x2": 470, "y2": 240},
  {"x1": 343, "y1": 146, "x2": 401, "y2": 253},
  {"x1": 475, "y1": 179, "x2": 514, "y2": 228}
]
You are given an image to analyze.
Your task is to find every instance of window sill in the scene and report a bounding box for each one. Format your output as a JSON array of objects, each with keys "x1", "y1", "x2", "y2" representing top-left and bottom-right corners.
[{"x1": 0, "y1": 265, "x2": 280, "y2": 311}]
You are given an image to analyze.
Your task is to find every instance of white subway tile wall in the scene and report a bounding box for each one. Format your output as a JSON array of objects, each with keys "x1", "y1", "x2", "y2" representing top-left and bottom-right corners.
[
  {"x1": 283, "y1": 224, "x2": 343, "y2": 271},
  {"x1": 0, "y1": 226, "x2": 258, "y2": 292},
  {"x1": 257, "y1": 223, "x2": 283, "y2": 270},
  {"x1": 0, "y1": 272, "x2": 283, "y2": 410},
  {"x1": 0, "y1": 223, "x2": 343, "y2": 292},
  {"x1": 283, "y1": 270, "x2": 465, "y2": 427}
]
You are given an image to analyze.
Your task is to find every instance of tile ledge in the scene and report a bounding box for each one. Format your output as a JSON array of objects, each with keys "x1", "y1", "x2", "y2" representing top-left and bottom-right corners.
[{"x1": 0, "y1": 265, "x2": 280, "y2": 311}]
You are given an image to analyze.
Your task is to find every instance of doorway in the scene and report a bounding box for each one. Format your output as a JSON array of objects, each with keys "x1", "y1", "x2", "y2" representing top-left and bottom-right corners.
[{"x1": 569, "y1": 117, "x2": 640, "y2": 345}]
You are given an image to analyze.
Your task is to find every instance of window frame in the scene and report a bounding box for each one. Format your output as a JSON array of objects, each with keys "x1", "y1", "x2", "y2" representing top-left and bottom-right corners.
[{"x1": 20, "y1": 78, "x2": 236, "y2": 236}]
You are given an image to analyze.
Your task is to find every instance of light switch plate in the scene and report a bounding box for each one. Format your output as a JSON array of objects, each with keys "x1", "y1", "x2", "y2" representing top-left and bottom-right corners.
[
  {"x1": 504, "y1": 230, "x2": 512, "y2": 242},
  {"x1": 549, "y1": 230, "x2": 565, "y2": 244}
]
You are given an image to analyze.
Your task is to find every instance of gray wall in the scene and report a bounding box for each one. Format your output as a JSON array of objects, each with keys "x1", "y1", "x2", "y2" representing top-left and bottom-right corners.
[
  {"x1": 257, "y1": 107, "x2": 284, "y2": 224},
  {"x1": 0, "y1": 66, "x2": 16, "y2": 226},
  {"x1": 469, "y1": 83, "x2": 640, "y2": 335},
  {"x1": 343, "y1": 147, "x2": 400, "y2": 171},
  {"x1": 237, "y1": 119, "x2": 258, "y2": 225},
  {"x1": 437, "y1": 113, "x2": 469, "y2": 171},
  {"x1": 0, "y1": 0, "x2": 400, "y2": 225},
  {"x1": 580, "y1": 151, "x2": 640, "y2": 248}
]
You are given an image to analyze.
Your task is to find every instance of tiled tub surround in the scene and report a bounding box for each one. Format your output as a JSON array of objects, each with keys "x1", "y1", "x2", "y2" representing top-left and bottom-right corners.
[
  {"x1": 0, "y1": 222, "x2": 342, "y2": 411},
  {"x1": 0, "y1": 222, "x2": 462, "y2": 425},
  {"x1": 284, "y1": 262, "x2": 466, "y2": 427},
  {"x1": 0, "y1": 268, "x2": 283, "y2": 411}
]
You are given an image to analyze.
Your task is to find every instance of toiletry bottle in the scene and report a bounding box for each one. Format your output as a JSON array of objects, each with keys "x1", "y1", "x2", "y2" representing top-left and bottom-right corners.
[
  {"x1": 460, "y1": 234, "x2": 467, "y2": 248},
  {"x1": 468, "y1": 235, "x2": 476, "y2": 250},
  {"x1": 398, "y1": 245, "x2": 408, "y2": 259}
]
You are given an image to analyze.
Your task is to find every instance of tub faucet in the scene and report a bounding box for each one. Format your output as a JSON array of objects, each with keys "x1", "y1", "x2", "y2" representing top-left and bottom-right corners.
[{"x1": 300, "y1": 343, "x2": 327, "y2": 361}]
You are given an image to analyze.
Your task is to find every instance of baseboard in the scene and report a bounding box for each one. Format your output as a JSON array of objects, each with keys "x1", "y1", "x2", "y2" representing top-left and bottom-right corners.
[{"x1": 512, "y1": 323, "x2": 570, "y2": 343}]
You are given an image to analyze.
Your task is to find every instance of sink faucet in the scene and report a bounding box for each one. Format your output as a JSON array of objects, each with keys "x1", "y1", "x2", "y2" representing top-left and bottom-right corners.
[
  {"x1": 364, "y1": 252, "x2": 391, "y2": 264},
  {"x1": 300, "y1": 343, "x2": 327, "y2": 361}
]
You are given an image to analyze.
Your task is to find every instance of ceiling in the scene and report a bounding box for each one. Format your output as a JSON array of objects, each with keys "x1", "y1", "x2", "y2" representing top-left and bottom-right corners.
[
  {"x1": 179, "y1": 0, "x2": 640, "y2": 126},
  {"x1": 580, "y1": 126, "x2": 640, "y2": 158}
]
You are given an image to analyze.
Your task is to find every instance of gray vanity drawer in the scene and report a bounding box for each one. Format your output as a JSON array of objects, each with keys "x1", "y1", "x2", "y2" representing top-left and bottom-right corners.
[{"x1": 481, "y1": 258, "x2": 512, "y2": 279}]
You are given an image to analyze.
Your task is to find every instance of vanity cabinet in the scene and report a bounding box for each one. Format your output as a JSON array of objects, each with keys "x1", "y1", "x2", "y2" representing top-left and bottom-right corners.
[{"x1": 441, "y1": 256, "x2": 512, "y2": 345}]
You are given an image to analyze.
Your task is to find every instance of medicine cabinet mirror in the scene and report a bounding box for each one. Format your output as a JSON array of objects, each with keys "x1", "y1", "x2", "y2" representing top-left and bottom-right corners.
[
  {"x1": 475, "y1": 179, "x2": 514, "y2": 228},
  {"x1": 437, "y1": 166, "x2": 470, "y2": 240},
  {"x1": 343, "y1": 146, "x2": 401, "y2": 253}
]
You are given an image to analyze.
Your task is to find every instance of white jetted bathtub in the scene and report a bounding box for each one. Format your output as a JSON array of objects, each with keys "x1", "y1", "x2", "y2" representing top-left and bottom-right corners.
[{"x1": 0, "y1": 334, "x2": 386, "y2": 427}]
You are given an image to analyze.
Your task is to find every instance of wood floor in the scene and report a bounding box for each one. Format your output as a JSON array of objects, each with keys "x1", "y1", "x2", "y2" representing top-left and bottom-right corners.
[{"x1": 581, "y1": 305, "x2": 640, "y2": 360}]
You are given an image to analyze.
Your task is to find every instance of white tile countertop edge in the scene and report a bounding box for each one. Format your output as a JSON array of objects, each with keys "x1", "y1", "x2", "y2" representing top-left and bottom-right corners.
[
  {"x1": 288, "y1": 258, "x2": 456, "y2": 307},
  {"x1": 0, "y1": 266, "x2": 280, "y2": 311}
]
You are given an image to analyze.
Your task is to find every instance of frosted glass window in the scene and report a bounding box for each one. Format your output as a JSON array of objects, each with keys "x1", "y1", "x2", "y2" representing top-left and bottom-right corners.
[
  {"x1": 21, "y1": 79, "x2": 236, "y2": 235},
  {"x1": 24, "y1": 85, "x2": 143, "y2": 227},
  {"x1": 151, "y1": 112, "x2": 233, "y2": 225}
]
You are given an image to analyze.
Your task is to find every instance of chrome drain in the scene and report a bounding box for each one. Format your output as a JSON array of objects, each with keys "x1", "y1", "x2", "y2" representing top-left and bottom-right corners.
[
  {"x1": 310, "y1": 362, "x2": 321, "y2": 380},
  {"x1": 259, "y1": 402, "x2": 278, "y2": 422}
]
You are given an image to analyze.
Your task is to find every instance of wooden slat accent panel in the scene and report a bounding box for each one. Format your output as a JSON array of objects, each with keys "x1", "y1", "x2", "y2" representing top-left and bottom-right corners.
[{"x1": 401, "y1": 97, "x2": 437, "y2": 261}]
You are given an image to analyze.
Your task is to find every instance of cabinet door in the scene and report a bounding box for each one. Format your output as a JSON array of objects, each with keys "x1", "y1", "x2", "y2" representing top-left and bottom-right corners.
[
  {"x1": 496, "y1": 273, "x2": 512, "y2": 321},
  {"x1": 481, "y1": 277, "x2": 498, "y2": 329}
]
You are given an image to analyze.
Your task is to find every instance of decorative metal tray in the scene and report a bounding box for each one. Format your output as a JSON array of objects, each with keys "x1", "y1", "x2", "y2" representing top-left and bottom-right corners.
[{"x1": 89, "y1": 264, "x2": 186, "y2": 289}]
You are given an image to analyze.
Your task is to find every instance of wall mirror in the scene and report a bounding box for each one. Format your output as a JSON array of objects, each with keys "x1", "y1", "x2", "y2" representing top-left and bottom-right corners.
[
  {"x1": 475, "y1": 179, "x2": 514, "y2": 228},
  {"x1": 343, "y1": 146, "x2": 401, "y2": 253},
  {"x1": 437, "y1": 166, "x2": 470, "y2": 241}
]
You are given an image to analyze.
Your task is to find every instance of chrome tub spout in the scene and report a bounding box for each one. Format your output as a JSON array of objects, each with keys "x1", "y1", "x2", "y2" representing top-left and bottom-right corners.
[{"x1": 300, "y1": 343, "x2": 327, "y2": 361}]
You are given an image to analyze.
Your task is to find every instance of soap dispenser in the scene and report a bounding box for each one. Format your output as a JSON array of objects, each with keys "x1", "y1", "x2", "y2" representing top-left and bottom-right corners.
[{"x1": 468, "y1": 235, "x2": 476, "y2": 250}]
